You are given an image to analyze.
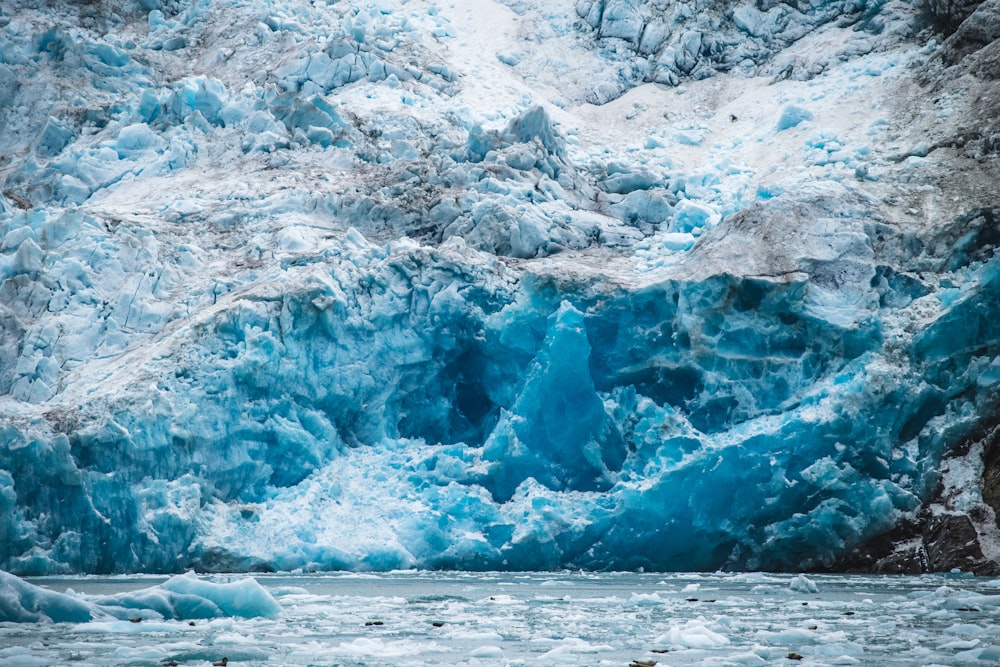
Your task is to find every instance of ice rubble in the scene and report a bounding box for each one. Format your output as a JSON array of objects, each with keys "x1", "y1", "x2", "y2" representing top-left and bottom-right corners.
[
  {"x1": 0, "y1": 0, "x2": 999, "y2": 575},
  {"x1": 7, "y1": 572, "x2": 1000, "y2": 666},
  {"x1": 0, "y1": 570, "x2": 279, "y2": 622}
]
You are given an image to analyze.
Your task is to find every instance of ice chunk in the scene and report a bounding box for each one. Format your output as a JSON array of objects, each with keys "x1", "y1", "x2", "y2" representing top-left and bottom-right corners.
[
  {"x1": 732, "y1": 6, "x2": 769, "y2": 38},
  {"x1": 599, "y1": 1, "x2": 644, "y2": 42},
  {"x1": 777, "y1": 105, "x2": 814, "y2": 131},
  {"x1": 601, "y1": 169, "x2": 660, "y2": 194},
  {"x1": 115, "y1": 123, "x2": 161, "y2": 156},
  {"x1": 35, "y1": 118, "x2": 74, "y2": 157},
  {"x1": 0, "y1": 570, "x2": 93, "y2": 622},
  {"x1": 0, "y1": 571, "x2": 279, "y2": 623},
  {"x1": 659, "y1": 232, "x2": 696, "y2": 251},
  {"x1": 149, "y1": 572, "x2": 281, "y2": 619},
  {"x1": 87, "y1": 43, "x2": 130, "y2": 68},
  {"x1": 629, "y1": 592, "x2": 664, "y2": 605},
  {"x1": 469, "y1": 645, "x2": 504, "y2": 658},
  {"x1": 497, "y1": 51, "x2": 522, "y2": 66},
  {"x1": 167, "y1": 77, "x2": 228, "y2": 126},
  {"x1": 503, "y1": 106, "x2": 566, "y2": 159},
  {"x1": 672, "y1": 199, "x2": 719, "y2": 233},
  {"x1": 0, "y1": 66, "x2": 19, "y2": 111},
  {"x1": 789, "y1": 574, "x2": 819, "y2": 593},
  {"x1": 655, "y1": 620, "x2": 730, "y2": 648},
  {"x1": 610, "y1": 190, "x2": 673, "y2": 227},
  {"x1": 56, "y1": 174, "x2": 91, "y2": 204}
]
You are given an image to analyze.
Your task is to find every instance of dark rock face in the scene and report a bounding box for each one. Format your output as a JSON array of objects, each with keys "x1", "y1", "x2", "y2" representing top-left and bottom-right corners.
[
  {"x1": 922, "y1": 0, "x2": 987, "y2": 35},
  {"x1": 833, "y1": 513, "x2": 999, "y2": 575},
  {"x1": 831, "y1": 522, "x2": 926, "y2": 574},
  {"x1": 982, "y1": 431, "x2": 1000, "y2": 521},
  {"x1": 831, "y1": 426, "x2": 1000, "y2": 576},
  {"x1": 868, "y1": 545, "x2": 927, "y2": 575},
  {"x1": 922, "y1": 515, "x2": 995, "y2": 574},
  {"x1": 938, "y1": 0, "x2": 1000, "y2": 66}
]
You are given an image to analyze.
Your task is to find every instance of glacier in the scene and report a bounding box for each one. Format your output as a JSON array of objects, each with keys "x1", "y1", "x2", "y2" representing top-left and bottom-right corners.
[{"x1": 0, "y1": 0, "x2": 999, "y2": 575}]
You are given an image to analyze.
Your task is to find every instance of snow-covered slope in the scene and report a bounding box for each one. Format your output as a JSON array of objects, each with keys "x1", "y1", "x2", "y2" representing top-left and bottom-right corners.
[{"x1": 1, "y1": 0, "x2": 999, "y2": 574}]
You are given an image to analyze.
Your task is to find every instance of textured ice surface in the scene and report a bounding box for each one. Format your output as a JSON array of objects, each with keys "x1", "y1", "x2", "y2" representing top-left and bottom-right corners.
[
  {"x1": 1, "y1": 0, "x2": 999, "y2": 574},
  {"x1": 1, "y1": 572, "x2": 999, "y2": 666},
  {"x1": 0, "y1": 570, "x2": 278, "y2": 623},
  {"x1": 0, "y1": 570, "x2": 93, "y2": 623}
]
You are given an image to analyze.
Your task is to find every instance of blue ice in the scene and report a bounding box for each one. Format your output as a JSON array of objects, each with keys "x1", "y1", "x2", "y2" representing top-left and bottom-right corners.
[{"x1": 0, "y1": 571, "x2": 279, "y2": 623}]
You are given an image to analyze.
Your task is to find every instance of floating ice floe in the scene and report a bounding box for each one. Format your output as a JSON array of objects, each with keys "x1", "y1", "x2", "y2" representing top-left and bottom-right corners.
[
  {"x1": 655, "y1": 619, "x2": 730, "y2": 649},
  {"x1": 0, "y1": 570, "x2": 279, "y2": 623},
  {"x1": 789, "y1": 574, "x2": 819, "y2": 594}
]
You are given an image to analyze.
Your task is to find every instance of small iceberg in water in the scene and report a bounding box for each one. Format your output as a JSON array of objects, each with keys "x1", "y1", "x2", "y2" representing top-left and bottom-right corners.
[{"x1": 0, "y1": 570, "x2": 280, "y2": 623}]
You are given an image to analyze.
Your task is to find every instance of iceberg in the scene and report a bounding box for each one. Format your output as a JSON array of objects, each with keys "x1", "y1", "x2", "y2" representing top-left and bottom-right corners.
[
  {"x1": 0, "y1": 570, "x2": 279, "y2": 622},
  {"x1": 0, "y1": 569, "x2": 93, "y2": 623}
]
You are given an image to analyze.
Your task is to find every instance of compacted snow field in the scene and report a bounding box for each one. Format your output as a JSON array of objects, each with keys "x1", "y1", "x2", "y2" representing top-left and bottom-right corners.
[{"x1": 2, "y1": 571, "x2": 1000, "y2": 666}]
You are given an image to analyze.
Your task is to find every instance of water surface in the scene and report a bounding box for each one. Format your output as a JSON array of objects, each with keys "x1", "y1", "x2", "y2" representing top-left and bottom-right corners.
[{"x1": 3, "y1": 571, "x2": 999, "y2": 665}]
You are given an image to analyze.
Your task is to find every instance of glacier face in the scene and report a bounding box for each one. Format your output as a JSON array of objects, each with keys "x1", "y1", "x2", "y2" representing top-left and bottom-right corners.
[{"x1": 1, "y1": 0, "x2": 1000, "y2": 574}]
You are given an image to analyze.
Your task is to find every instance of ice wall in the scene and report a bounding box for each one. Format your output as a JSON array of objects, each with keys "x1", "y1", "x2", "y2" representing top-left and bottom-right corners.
[{"x1": 1, "y1": 0, "x2": 999, "y2": 574}]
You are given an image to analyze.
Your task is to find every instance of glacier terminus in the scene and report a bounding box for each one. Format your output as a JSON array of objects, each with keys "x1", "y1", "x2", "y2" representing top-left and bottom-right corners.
[{"x1": 1, "y1": 0, "x2": 1000, "y2": 577}]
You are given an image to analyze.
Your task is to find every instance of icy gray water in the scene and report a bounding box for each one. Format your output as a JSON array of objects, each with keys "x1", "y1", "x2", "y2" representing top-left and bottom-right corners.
[{"x1": 3, "y1": 571, "x2": 1000, "y2": 666}]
